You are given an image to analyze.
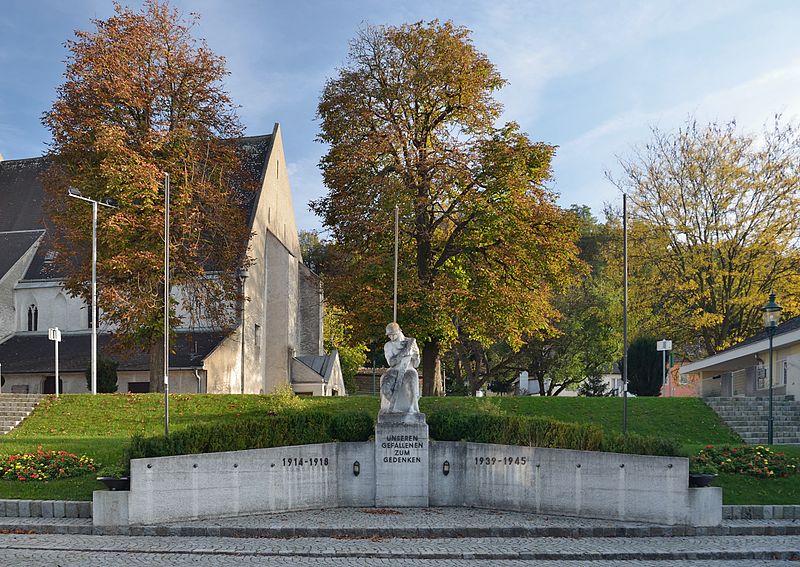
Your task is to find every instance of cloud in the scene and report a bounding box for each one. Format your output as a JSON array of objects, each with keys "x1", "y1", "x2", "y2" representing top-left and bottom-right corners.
[{"x1": 555, "y1": 59, "x2": 800, "y2": 214}]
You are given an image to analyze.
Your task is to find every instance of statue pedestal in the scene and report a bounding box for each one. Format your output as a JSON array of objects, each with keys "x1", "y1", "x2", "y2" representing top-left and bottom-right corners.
[{"x1": 375, "y1": 414, "x2": 429, "y2": 507}]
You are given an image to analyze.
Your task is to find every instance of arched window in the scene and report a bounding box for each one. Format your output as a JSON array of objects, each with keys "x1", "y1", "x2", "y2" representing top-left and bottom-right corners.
[{"x1": 27, "y1": 304, "x2": 38, "y2": 331}]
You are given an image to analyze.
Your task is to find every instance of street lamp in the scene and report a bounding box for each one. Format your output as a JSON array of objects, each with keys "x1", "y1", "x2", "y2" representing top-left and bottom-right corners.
[
  {"x1": 67, "y1": 187, "x2": 117, "y2": 395},
  {"x1": 237, "y1": 267, "x2": 249, "y2": 395},
  {"x1": 761, "y1": 293, "x2": 782, "y2": 445},
  {"x1": 163, "y1": 173, "x2": 170, "y2": 437}
]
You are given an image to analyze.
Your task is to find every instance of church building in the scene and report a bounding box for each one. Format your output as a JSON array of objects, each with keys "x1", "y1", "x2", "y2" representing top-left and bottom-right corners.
[{"x1": 0, "y1": 123, "x2": 344, "y2": 396}]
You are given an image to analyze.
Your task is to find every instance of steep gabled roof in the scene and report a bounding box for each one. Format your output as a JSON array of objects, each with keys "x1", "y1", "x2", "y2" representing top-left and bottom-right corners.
[
  {"x1": 0, "y1": 230, "x2": 43, "y2": 282},
  {"x1": 0, "y1": 157, "x2": 48, "y2": 232},
  {"x1": 0, "y1": 136, "x2": 274, "y2": 281}
]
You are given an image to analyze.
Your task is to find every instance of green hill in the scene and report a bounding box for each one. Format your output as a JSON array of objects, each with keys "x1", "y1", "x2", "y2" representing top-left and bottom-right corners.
[{"x1": 1, "y1": 393, "x2": 796, "y2": 504}]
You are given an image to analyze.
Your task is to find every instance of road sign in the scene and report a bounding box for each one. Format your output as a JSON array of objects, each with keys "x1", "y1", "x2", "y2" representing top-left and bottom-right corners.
[
  {"x1": 656, "y1": 339, "x2": 672, "y2": 351},
  {"x1": 48, "y1": 327, "x2": 61, "y2": 396}
]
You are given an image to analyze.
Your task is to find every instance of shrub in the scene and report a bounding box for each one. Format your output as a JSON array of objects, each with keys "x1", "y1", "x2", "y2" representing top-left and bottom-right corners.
[
  {"x1": 85, "y1": 355, "x2": 118, "y2": 393},
  {"x1": 0, "y1": 449, "x2": 98, "y2": 481},
  {"x1": 602, "y1": 432, "x2": 680, "y2": 457},
  {"x1": 427, "y1": 410, "x2": 677, "y2": 456},
  {"x1": 695, "y1": 445, "x2": 799, "y2": 478},
  {"x1": 125, "y1": 409, "x2": 374, "y2": 464}
]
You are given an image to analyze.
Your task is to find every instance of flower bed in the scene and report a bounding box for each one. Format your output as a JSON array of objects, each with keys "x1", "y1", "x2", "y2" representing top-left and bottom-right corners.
[
  {"x1": 695, "y1": 445, "x2": 798, "y2": 479},
  {"x1": 0, "y1": 448, "x2": 98, "y2": 481}
]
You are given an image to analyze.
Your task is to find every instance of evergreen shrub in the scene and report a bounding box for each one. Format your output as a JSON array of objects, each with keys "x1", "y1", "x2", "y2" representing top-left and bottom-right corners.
[
  {"x1": 125, "y1": 409, "x2": 374, "y2": 469},
  {"x1": 427, "y1": 409, "x2": 678, "y2": 456}
]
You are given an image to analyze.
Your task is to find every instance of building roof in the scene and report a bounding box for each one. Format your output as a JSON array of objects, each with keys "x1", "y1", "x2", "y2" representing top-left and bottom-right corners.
[
  {"x1": 728, "y1": 315, "x2": 800, "y2": 350},
  {"x1": 0, "y1": 229, "x2": 43, "y2": 281},
  {"x1": 0, "y1": 136, "x2": 273, "y2": 281},
  {"x1": 0, "y1": 157, "x2": 48, "y2": 232},
  {"x1": 0, "y1": 331, "x2": 227, "y2": 373},
  {"x1": 680, "y1": 314, "x2": 800, "y2": 375}
]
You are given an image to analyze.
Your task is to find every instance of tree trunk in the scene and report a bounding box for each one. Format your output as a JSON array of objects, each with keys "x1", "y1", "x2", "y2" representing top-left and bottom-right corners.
[
  {"x1": 432, "y1": 356, "x2": 444, "y2": 396},
  {"x1": 422, "y1": 339, "x2": 442, "y2": 396},
  {"x1": 149, "y1": 340, "x2": 164, "y2": 393}
]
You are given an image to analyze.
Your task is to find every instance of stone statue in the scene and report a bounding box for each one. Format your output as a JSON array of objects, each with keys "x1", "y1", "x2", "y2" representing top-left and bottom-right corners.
[{"x1": 380, "y1": 322, "x2": 421, "y2": 416}]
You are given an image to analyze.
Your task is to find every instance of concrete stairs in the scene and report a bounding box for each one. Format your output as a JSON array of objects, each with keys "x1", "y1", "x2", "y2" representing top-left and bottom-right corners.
[
  {"x1": 705, "y1": 396, "x2": 800, "y2": 445},
  {"x1": 0, "y1": 393, "x2": 46, "y2": 434}
]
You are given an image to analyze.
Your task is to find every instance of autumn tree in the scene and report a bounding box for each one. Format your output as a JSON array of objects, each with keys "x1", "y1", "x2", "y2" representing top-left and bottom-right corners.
[
  {"x1": 314, "y1": 21, "x2": 580, "y2": 395},
  {"x1": 42, "y1": 1, "x2": 252, "y2": 391},
  {"x1": 611, "y1": 119, "x2": 800, "y2": 357},
  {"x1": 507, "y1": 206, "x2": 621, "y2": 396},
  {"x1": 299, "y1": 230, "x2": 368, "y2": 394}
]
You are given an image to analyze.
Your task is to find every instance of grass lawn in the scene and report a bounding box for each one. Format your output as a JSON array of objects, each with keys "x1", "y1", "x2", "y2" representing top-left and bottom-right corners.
[{"x1": 0, "y1": 393, "x2": 796, "y2": 504}]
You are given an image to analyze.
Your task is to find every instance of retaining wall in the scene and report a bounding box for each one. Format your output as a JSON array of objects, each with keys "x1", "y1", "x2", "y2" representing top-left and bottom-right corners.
[{"x1": 100, "y1": 441, "x2": 720, "y2": 527}]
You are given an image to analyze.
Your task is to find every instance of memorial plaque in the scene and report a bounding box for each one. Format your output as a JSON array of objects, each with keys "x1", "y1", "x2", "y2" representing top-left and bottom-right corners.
[{"x1": 375, "y1": 418, "x2": 429, "y2": 507}]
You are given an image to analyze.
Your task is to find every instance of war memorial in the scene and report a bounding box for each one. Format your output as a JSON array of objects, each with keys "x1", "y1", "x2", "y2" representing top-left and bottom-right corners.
[{"x1": 93, "y1": 322, "x2": 722, "y2": 529}]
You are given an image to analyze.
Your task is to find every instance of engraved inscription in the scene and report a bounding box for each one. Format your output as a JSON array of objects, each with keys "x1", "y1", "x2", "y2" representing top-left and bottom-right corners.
[
  {"x1": 474, "y1": 456, "x2": 528, "y2": 466},
  {"x1": 282, "y1": 457, "x2": 330, "y2": 467}
]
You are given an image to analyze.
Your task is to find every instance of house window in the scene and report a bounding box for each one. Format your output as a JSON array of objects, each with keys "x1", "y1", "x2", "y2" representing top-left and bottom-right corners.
[
  {"x1": 679, "y1": 373, "x2": 688, "y2": 385},
  {"x1": 27, "y1": 304, "x2": 38, "y2": 331},
  {"x1": 780, "y1": 359, "x2": 788, "y2": 386},
  {"x1": 756, "y1": 365, "x2": 767, "y2": 390},
  {"x1": 254, "y1": 324, "x2": 261, "y2": 346},
  {"x1": 87, "y1": 305, "x2": 99, "y2": 328}
]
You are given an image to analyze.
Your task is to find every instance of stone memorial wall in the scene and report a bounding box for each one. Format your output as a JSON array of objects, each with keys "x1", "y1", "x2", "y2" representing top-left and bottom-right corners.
[{"x1": 102, "y1": 437, "x2": 720, "y2": 528}]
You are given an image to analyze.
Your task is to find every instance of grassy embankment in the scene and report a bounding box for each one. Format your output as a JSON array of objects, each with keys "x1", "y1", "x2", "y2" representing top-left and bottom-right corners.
[{"x1": 0, "y1": 393, "x2": 797, "y2": 505}]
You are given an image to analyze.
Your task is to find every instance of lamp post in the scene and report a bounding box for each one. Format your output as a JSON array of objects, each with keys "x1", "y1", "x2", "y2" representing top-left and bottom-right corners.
[
  {"x1": 622, "y1": 193, "x2": 629, "y2": 432},
  {"x1": 163, "y1": 173, "x2": 170, "y2": 438},
  {"x1": 761, "y1": 293, "x2": 782, "y2": 445},
  {"x1": 67, "y1": 188, "x2": 117, "y2": 395},
  {"x1": 237, "y1": 267, "x2": 248, "y2": 395}
]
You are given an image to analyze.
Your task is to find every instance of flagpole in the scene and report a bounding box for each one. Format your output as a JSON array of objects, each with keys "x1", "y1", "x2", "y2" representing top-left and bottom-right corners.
[{"x1": 393, "y1": 205, "x2": 399, "y2": 323}]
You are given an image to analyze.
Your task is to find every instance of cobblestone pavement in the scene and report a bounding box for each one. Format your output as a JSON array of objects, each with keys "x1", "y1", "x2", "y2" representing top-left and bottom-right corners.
[
  {"x1": 0, "y1": 550, "x2": 798, "y2": 567},
  {"x1": 1, "y1": 507, "x2": 798, "y2": 565},
  {"x1": 0, "y1": 533, "x2": 798, "y2": 564}
]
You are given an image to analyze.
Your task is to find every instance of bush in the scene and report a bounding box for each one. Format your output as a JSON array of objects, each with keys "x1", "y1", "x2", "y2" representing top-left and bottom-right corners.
[
  {"x1": 125, "y1": 409, "x2": 374, "y2": 466},
  {"x1": 695, "y1": 445, "x2": 799, "y2": 478},
  {"x1": 85, "y1": 355, "x2": 118, "y2": 393},
  {"x1": 601, "y1": 432, "x2": 679, "y2": 456},
  {"x1": 0, "y1": 449, "x2": 98, "y2": 481},
  {"x1": 427, "y1": 409, "x2": 678, "y2": 456}
]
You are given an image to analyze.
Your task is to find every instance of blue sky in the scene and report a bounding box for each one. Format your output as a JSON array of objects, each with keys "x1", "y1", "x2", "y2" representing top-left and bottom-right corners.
[{"x1": 2, "y1": 0, "x2": 800, "y2": 232}]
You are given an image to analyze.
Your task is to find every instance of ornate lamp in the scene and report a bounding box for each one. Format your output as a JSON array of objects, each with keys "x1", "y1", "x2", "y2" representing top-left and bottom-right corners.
[{"x1": 761, "y1": 293, "x2": 782, "y2": 444}]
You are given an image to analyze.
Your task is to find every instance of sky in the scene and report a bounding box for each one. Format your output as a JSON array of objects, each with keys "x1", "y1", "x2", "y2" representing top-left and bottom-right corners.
[{"x1": 2, "y1": 0, "x2": 800, "y2": 232}]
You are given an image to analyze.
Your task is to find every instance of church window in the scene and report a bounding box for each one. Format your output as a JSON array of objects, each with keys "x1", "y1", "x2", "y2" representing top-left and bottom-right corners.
[{"x1": 27, "y1": 304, "x2": 38, "y2": 331}]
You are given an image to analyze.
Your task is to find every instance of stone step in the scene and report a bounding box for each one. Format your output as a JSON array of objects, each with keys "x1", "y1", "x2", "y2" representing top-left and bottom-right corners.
[{"x1": 0, "y1": 395, "x2": 44, "y2": 434}]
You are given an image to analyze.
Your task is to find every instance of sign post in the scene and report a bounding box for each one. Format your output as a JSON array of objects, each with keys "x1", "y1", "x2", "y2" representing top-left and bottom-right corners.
[
  {"x1": 656, "y1": 339, "x2": 672, "y2": 396},
  {"x1": 48, "y1": 327, "x2": 62, "y2": 397}
]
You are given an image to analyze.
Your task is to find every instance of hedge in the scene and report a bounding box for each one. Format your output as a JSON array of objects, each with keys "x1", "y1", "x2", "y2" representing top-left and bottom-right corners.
[
  {"x1": 123, "y1": 407, "x2": 678, "y2": 473},
  {"x1": 427, "y1": 409, "x2": 679, "y2": 456},
  {"x1": 124, "y1": 409, "x2": 374, "y2": 471}
]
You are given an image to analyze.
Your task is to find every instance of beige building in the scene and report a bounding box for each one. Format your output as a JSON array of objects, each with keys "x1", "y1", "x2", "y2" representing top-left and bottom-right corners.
[
  {"x1": 680, "y1": 316, "x2": 800, "y2": 399},
  {"x1": 0, "y1": 124, "x2": 344, "y2": 396}
]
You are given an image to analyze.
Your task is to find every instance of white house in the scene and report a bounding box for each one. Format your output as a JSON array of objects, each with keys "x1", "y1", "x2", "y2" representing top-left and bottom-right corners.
[
  {"x1": 0, "y1": 123, "x2": 345, "y2": 396},
  {"x1": 679, "y1": 316, "x2": 800, "y2": 399}
]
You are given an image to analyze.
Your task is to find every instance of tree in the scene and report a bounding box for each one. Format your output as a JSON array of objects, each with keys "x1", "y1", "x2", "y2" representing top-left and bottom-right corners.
[
  {"x1": 314, "y1": 21, "x2": 580, "y2": 395},
  {"x1": 85, "y1": 355, "x2": 119, "y2": 393},
  {"x1": 323, "y1": 305, "x2": 368, "y2": 395},
  {"x1": 578, "y1": 374, "x2": 609, "y2": 397},
  {"x1": 42, "y1": 1, "x2": 252, "y2": 391},
  {"x1": 298, "y1": 230, "x2": 328, "y2": 275},
  {"x1": 611, "y1": 118, "x2": 800, "y2": 357},
  {"x1": 511, "y1": 206, "x2": 621, "y2": 396},
  {"x1": 626, "y1": 335, "x2": 662, "y2": 396}
]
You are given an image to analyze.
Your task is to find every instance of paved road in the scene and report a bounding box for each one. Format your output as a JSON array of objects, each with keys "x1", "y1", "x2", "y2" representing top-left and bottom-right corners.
[{"x1": 0, "y1": 533, "x2": 798, "y2": 566}]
